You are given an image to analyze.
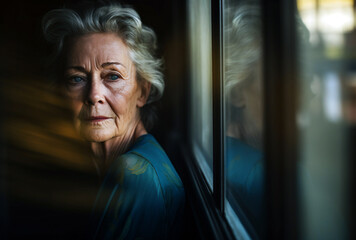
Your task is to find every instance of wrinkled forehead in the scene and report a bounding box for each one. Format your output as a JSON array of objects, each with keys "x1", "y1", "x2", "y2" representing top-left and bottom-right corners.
[{"x1": 65, "y1": 32, "x2": 134, "y2": 69}]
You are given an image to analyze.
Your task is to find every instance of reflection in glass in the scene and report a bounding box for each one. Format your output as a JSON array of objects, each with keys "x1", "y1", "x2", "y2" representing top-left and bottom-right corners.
[{"x1": 223, "y1": 2, "x2": 265, "y2": 237}]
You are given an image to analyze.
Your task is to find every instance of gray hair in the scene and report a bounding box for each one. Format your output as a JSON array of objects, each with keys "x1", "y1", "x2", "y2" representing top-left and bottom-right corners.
[
  {"x1": 224, "y1": 4, "x2": 310, "y2": 149},
  {"x1": 224, "y1": 4, "x2": 310, "y2": 95},
  {"x1": 42, "y1": 4, "x2": 164, "y2": 130},
  {"x1": 224, "y1": 5, "x2": 262, "y2": 99}
]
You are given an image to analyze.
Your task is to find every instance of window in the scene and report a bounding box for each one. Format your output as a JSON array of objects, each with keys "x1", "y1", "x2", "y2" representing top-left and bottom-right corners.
[
  {"x1": 187, "y1": 0, "x2": 355, "y2": 239},
  {"x1": 223, "y1": 1, "x2": 265, "y2": 238},
  {"x1": 188, "y1": 0, "x2": 265, "y2": 239}
]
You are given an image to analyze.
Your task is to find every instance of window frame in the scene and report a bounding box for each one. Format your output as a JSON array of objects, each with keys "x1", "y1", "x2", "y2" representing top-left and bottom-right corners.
[
  {"x1": 184, "y1": 0, "x2": 300, "y2": 239},
  {"x1": 211, "y1": 0, "x2": 225, "y2": 215},
  {"x1": 262, "y1": 0, "x2": 299, "y2": 239},
  {"x1": 210, "y1": 0, "x2": 262, "y2": 238}
]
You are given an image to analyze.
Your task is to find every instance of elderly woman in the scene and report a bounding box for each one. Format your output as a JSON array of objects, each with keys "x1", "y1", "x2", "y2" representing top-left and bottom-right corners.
[
  {"x1": 42, "y1": 4, "x2": 184, "y2": 239},
  {"x1": 224, "y1": 4, "x2": 309, "y2": 236},
  {"x1": 224, "y1": 4, "x2": 265, "y2": 235}
]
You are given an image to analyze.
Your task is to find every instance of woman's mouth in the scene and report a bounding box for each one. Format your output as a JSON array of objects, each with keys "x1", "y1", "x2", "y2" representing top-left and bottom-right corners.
[{"x1": 84, "y1": 116, "x2": 111, "y2": 122}]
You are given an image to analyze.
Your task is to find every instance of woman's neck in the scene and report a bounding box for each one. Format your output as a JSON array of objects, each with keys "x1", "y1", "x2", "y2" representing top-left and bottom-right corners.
[{"x1": 90, "y1": 119, "x2": 147, "y2": 176}]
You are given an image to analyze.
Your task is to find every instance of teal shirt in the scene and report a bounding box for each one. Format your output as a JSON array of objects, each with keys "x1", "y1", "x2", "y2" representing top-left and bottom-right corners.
[
  {"x1": 92, "y1": 134, "x2": 185, "y2": 239},
  {"x1": 226, "y1": 137, "x2": 264, "y2": 233}
]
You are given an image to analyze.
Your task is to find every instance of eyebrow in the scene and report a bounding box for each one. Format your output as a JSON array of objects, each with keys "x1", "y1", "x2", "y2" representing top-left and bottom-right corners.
[
  {"x1": 66, "y1": 62, "x2": 125, "y2": 71},
  {"x1": 66, "y1": 66, "x2": 87, "y2": 72},
  {"x1": 101, "y1": 62, "x2": 125, "y2": 68}
]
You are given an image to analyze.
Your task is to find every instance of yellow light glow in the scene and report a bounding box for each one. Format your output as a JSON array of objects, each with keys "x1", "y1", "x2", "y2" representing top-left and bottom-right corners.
[
  {"x1": 298, "y1": 0, "x2": 354, "y2": 34},
  {"x1": 298, "y1": 0, "x2": 353, "y2": 11}
]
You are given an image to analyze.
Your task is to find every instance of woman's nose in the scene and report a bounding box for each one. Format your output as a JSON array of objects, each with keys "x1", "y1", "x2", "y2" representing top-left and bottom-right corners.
[{"x1": 85, "y1": 78, "x2": 105, "y2": 105}]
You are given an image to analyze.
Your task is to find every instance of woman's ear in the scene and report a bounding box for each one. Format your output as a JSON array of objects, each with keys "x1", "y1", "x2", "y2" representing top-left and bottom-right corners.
[{"x1": 137, "y1": 81, "x2": 151, "y2": 107}]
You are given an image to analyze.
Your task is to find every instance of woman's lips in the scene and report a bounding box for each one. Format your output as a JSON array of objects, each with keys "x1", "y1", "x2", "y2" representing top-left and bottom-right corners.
[{"x1": 84, "y1": 116, "x2": 112, "y2": 122}]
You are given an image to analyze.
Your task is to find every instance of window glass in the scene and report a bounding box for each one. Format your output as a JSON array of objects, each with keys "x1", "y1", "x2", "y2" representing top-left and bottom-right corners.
[
  {"x1": 188, "y1": 0, "x2": 213, "y2": 188},
  {"x1": 297, "y1": 0, "x2": 353, "y2": 239},
  {"x1": 223, "y1": 0, "x2": 265, "y2": 237}
]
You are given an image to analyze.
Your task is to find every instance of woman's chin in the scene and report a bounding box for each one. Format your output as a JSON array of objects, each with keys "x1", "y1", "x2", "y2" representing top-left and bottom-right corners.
[{"x1": 80, "y1": 129, "x2": 116, "y2": 142}]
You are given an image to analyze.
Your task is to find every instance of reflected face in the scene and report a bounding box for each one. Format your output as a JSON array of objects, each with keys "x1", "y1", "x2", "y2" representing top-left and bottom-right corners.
[
  {"x1": 240, "y1": 69, "x2": 263, "y2": 149},
  {"x1": 64, "y1": 33, "x2": 144, "y2": 142},
  {"x1": 229, "y1": 61, "x2": 263, "y2": 149},
  {"x1": 243, "y1": 63, "x2": 263, "y2": 134}
]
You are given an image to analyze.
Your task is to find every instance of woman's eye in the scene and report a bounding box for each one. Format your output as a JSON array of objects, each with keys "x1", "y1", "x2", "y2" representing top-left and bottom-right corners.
[
  {"x1": 108, "y1": 74, "x2": 121, "y2": 81},
  {"x1": 72, "y1": 76, "x2": 84, "y2": 83},
  {"x1": 68, "y1": 76, "x2": 85, "y2": 84}
]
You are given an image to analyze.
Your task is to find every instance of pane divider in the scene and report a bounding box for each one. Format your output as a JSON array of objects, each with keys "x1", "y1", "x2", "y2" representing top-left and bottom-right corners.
[{"x1": 211, "y1": 0, "x2": 225, "y2": 214}]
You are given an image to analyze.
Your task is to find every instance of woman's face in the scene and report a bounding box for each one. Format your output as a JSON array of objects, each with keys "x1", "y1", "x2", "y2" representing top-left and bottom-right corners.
[
  {"x1": 228, "y1": 61, "x2": 263, "y2": 150},
  {"x1": 241, "y1": 66, "x2": 263, "y2": 149},
  {"x1": 64, "y1": 33, "x2": 146, "y2": 142}
]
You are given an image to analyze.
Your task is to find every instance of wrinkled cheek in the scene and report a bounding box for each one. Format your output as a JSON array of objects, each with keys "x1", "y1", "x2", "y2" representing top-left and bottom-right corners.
[
  {"x1": 114, "y1": 117, "x2": 121, "y2": 132},
  {"x1": 113, "y1": 105, "x2": 137, "y2": 133},
  {"x1": 114, "y1": 111, "x2": 130, "y2": 132},
  {"x1": 109, "y1": 90, "x2": 139, "y2": 129},
  {"x1": 126, "y1": 101, "x2": 139, "y2": 122}
]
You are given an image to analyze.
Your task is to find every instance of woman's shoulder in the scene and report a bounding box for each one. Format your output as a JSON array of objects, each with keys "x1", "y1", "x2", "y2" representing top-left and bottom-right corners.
[
  {"x1": 93, "y1": 135, "x2": 184, "y2": 240},
  {"x1": 101, "y1": 134, "x2": 185, "y2": 236},
  {"x1": 126, "y1": 134, "x2": 183, "y2": 187},
  {"x1": 110, "y1": 134, "x2": 184, "y2": 199}
]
